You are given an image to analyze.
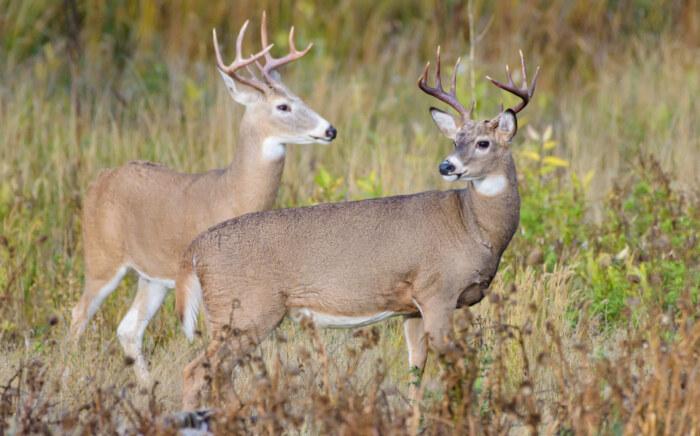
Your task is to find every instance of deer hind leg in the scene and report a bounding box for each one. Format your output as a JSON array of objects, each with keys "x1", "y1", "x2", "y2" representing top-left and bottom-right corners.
[
  {"x1": 117, "y1": 276, "x2": 170, "y2": 382},
  {"x1": 182, "y1": 340, "x2": 220, "y2": 411},
  {"x1": 182, "y1": 336, "x2": 258, "y2": 411},
  {"x1": 403, "y1": 314, "x2": 428, "y2": 401},
  {"x1": 70, "y1": 265, "x2": 128, "y2": 342},
  {"x1": 182, "y1": 301, "x2": 286, "y2": 410}
]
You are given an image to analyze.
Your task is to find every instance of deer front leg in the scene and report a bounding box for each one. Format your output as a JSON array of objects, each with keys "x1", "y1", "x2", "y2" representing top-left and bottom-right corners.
[
  {"x1": 422, "y1": 298, "x2": 456, "y2": 358},
  {"x1": 403, "y1": 314, "x2": 428, "y2": 401},
  {"x1": 117, "y1": 276, "x2": 169, "y2": 381}
]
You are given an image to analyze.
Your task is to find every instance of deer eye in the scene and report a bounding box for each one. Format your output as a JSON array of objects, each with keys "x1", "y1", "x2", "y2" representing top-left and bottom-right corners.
[
  {"x1": 477, "y1": 141, "x2": 490, "y2": 149},
  {"x1": 277, "y1": 104, "x2": 291, "y2": 112}
]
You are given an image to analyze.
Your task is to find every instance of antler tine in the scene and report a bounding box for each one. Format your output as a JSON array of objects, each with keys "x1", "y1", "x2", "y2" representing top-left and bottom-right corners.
[
  {"x1": 259, "y1": 12, "x2": 313, "y2": 81},
  {"x1": 213, "y1": 22, "x2": 273, "y2": 92},
  {"x1": 485, "y1": 50, "x2": 540, "y2": 115},
  {"x1": 449, "y1": 56, "x2": 459, "y2": 94},
  {"x1": 417, "y1": 46, "x2": 471, "y2": 120},
  {"x1": 435, "y1": 46, "x2": 443, "y2": 91}
]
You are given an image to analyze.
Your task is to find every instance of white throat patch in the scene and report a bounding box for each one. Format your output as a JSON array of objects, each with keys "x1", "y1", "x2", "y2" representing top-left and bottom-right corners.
[
  {"x1": 473, "y1": 175, "x2": 508, "y2": 197},
  {"x1": 262, "y1": 137, "x2": 287, "y2": 161}
]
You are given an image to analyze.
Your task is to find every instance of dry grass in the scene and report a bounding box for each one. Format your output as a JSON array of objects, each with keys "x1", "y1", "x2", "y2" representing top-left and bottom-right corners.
[{"x1": 3, "y1": 265, "x2": 700, "y2": 434}]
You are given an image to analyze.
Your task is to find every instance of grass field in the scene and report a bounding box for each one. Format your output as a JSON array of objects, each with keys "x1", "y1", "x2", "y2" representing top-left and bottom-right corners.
[{"x1": 1, "y1": 0, "x2": 699, "y2": 433}]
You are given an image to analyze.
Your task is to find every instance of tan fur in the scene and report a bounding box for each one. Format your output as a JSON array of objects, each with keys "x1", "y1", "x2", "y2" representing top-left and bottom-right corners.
[{"x1": 70, "y1": 21, "x2": 336, "y2": 381}]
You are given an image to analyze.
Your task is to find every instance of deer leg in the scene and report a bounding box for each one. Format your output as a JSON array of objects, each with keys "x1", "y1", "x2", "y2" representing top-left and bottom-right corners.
[
  {"x1": 182, "y1": 340, "x2": 222, "y2": 411},
  {"x1": 182, "y1": 300, "x2": 286, "y2": 410},
  {"x1": 117, "y1": 276, "x2": 169, "y2": 382},
  {"x1": 403, "y1": 314, "x2": 428, "y2": 401},
  {"x1": 71, "y1": 265, "x2": 128, "y2": 342},
  {"x1": 422, "y1": 300, "x2": 456, "y2": 356},
  {"x1": 182, "y1": 334, "x2": 266, "y2": 411}
]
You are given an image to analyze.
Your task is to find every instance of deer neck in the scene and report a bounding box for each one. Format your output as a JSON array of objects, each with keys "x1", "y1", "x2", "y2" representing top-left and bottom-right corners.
[
  {"x1": 220, "y1": 112, "x2": 286, "y2": 214},
  {"x1": 460, "y1": 156, "x2": 520, "y2": 256}
]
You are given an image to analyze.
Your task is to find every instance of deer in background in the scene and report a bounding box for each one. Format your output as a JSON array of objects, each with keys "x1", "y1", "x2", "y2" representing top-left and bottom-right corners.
[
  {"x1": 175, "y1": 48, "x2": 538, "y2": 410},
  {"x1": 70, "y1": 14, "x2": 337, "y2": 381}
]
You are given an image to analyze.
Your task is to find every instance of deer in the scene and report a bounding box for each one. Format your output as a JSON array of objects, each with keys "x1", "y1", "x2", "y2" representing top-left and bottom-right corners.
[
  {"x1": 69, "y1": 14, "x2": 337, "y2": 381},
  {"x1": 175, "y1": 48, "x2": 539, "y2": 410}
]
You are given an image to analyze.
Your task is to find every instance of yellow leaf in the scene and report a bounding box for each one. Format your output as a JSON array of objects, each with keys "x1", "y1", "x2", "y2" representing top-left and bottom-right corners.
[
  {"x1": 543, "y1": 140, "x2": 557, "y2": 150},
  {"x1": 184, "y1": 78, "x2": 203, "y2": 102},
  {"x1": 521, "y1": 151, "x2": 540, "y2": 162},
  {"x1": 542, "y1": 156, "x2": 569, "y2": 167},
  {"x1": 571, "y1": 171, "x2": 581, "y2": 190},
  {"x1": 584, "y1": 170, "x2": 595, "y2": 186}
]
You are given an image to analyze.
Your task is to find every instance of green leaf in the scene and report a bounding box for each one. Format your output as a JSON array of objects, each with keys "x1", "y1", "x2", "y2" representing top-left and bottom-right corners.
[
  {"x1": 539, "y1": 165, "x2": 556, "y2": 175},
  {"x1": 314, "y1": 168, "x2": 332, "y2": 188}
]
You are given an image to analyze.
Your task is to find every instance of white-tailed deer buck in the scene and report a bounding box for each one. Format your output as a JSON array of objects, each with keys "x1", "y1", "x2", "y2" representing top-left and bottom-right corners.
[
  {"x1": 70, "y1": 15, "x2": 336, "y2": 381},
  {"x1": 176, "y1": 48, "x2": 538, "y2": 410}
]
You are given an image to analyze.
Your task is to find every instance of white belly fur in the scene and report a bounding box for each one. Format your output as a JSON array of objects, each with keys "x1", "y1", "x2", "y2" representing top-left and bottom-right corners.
[{"x1": 288, "y1": 308, "x2": 399, "y2": 329}]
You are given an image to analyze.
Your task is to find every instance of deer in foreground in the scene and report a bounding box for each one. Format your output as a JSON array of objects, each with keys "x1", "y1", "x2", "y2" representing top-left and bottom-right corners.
[
  {"x1": 70, "y1": 15, "x2": 337, "y2": 381},
  {"x1": 175, "y1": 48, "x2": 538, "y2": 410}
]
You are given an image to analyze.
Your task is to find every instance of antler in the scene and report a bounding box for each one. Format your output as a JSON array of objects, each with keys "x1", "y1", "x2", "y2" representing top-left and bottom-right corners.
[
  {"x1": 486, "y1": 50, "x2": 540, "y2": 115},
  {"x1": 258, "y1": 11, "x2": 313, "y2": 82},
  {"x1": 213, "y1": 21, "x2": 273, "y2": 92},
  {"x1": 418, "y1": 46, "x2": 474, "y2": 120}
]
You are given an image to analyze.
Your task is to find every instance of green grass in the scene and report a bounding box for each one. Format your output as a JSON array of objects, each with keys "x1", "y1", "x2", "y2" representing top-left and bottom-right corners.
[{"x1": 1, "y1": 0, "x2": 699, "y2": 433}]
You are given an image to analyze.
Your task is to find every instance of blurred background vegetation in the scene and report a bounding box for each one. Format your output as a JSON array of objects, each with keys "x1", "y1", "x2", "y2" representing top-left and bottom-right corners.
[{"x1": 0, "y1": 0, "x2": 698, "y2": 407}]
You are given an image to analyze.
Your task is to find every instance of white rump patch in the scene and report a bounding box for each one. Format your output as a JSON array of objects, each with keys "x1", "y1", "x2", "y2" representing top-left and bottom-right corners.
[
  {"x1": 288, "y1": 308, "x2": 398, "y2": 329},
  {"x1": 181, "y1": 273, "x2": 203, "y2": 341},
  {"x1": 262, "y1": 137, "x2": 287, "y2": 161},
  {"x1": 473, "y1": 175, "x2": 507, "y2": 197}
]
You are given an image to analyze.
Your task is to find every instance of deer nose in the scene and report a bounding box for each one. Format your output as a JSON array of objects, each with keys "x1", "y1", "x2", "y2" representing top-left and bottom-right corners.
[
  {"x1": 325, "y1": 125, "x2": 337, "y2": 140},
  {"x1": 439, "y1": 161, "x2": 455, "y2": 175}
]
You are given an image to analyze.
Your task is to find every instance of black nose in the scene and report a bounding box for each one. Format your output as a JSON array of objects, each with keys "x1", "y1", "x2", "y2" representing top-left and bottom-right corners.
[
  {"x1": 325, "y1": 125, "x2": 337, "y2": 140},
  {"x1": 439, "y1": 161, "x2": 455, "y2": 175}
]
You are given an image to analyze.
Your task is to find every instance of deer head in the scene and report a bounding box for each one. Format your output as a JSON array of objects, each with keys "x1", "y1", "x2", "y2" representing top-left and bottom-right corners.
[
  {"x1": 213, "y1": 13, "x2": 336, "y2": 146},
  {"x1": 419, "y1": 48, "x2": 539, "y2": 183}
]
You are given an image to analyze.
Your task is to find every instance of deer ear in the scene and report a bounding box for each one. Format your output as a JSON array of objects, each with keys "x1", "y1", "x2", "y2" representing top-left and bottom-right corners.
[
  {"x1": 497, "y1": 109, "x2": 517, "y2": 141},
  {"x1": 217, "y1": 67, "x2": 263, "y2": 106},
  {"x1": 429, "y1": 107, "x2": 462, "y2": 140}
]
